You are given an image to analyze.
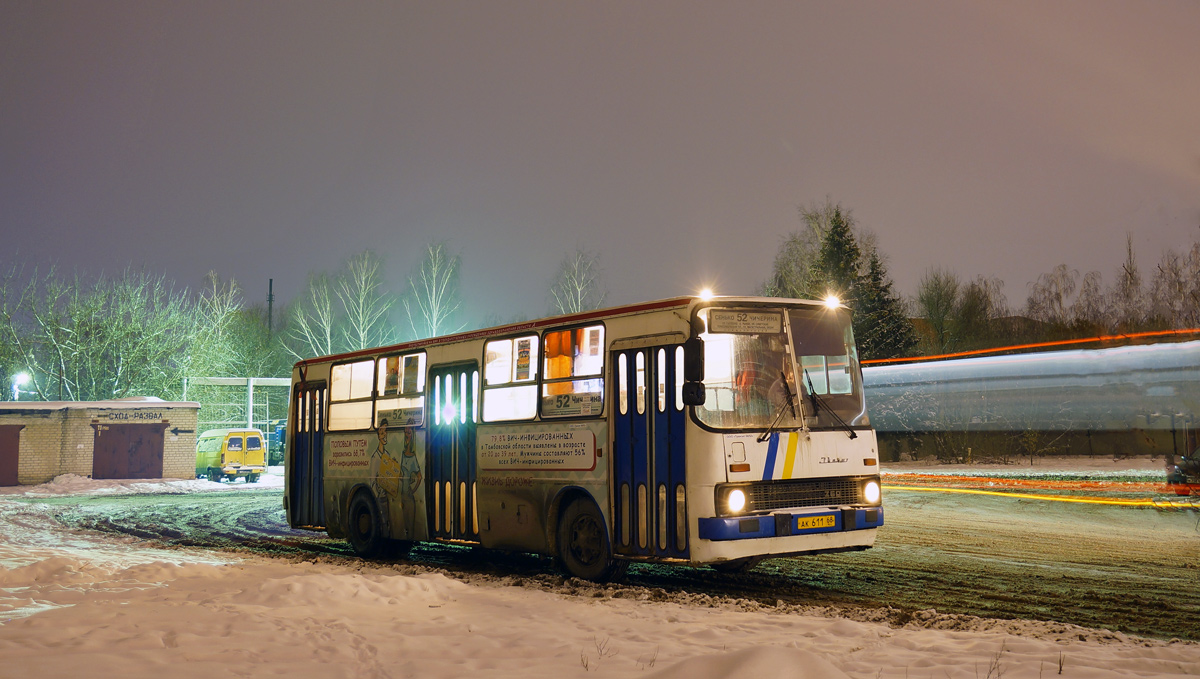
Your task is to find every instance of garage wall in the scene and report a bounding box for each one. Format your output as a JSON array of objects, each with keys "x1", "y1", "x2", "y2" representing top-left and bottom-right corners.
[{"x1": 0, "y1": 402, "x2": 199, "y2": 486}]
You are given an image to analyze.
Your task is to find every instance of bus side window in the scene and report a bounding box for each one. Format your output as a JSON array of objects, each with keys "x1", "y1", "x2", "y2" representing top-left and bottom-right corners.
[
  {"x1": 541, "y1": 325, "x2": 605, "y2": 418},
  {"x1": 329, "y1": 359, "x2": 374, "y2": 431},
  {"x1": 482, "y1": 336, "x2": 539, "y2": 421},
  {"x1": 376, "y1": 352, "x2": 427, "y2": 427}
]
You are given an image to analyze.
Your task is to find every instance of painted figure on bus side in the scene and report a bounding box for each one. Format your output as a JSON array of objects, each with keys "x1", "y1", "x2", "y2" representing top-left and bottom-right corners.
[
  {"x1": 371, "y1": 418, "x2": 402, "y2": 513},
  {"x1": 399, "y1": 426, "x2": 423, "y2": 538}
]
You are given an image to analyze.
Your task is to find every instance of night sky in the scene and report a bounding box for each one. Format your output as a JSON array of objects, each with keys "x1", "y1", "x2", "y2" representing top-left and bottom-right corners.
[{"x1": 3, "y1": 1, "x2": 1198, "y2": 323}]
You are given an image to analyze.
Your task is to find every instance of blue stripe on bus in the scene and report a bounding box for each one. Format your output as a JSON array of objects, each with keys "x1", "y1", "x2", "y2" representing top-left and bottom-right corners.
[
  {"x1": 697, "y1": 507, "x2": 884, "y2": 541},
  {"x1": 761, "y1": 432, "x2": 780, "y2": 481}
]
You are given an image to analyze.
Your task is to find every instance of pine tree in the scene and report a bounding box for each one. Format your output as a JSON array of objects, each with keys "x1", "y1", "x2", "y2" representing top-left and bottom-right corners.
[
  {"x1": 855, "y1": 251, "x2": 918, "y2": 360},
  {"x1": 814, "y1": 206, "x2": 862, "y2": 305}
]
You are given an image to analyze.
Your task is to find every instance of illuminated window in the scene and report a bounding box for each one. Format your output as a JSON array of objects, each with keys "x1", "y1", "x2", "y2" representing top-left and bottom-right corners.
[
  {"x1": 329, "y1": 359, "x2": 375, "y2": 431},
  {"x1": 635, "y1": 351, "x2": 646, "y2": 415},
  {"x1": 656, "y1": 348, "x2": 666, "y2": 412},
  {"x1": 541, "y1": 325, "x2": 605, "y2": 418},
  {"x1": 375, "y1": 352, "x2": 427, "y2": 427},
  {"x1": 618, "y1": 353, "x2": 629, "y2": 415},
  {"x1": 482, "y1": 335, "x2": 539, "y2": 421},
  {"x1": 674, "y1": 346, "x2": 684, "y2": 411}
]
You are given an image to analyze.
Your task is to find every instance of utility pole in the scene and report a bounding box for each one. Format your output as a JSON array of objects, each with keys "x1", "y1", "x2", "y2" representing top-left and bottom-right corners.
[{"x1": 267, "y1": 278, "x2": 275, "y2": 338}]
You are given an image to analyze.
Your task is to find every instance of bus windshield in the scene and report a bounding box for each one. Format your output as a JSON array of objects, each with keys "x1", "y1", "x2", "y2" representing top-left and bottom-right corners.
[{"x1": 695, "y1": 305, "x2": 867, "y2": 431}]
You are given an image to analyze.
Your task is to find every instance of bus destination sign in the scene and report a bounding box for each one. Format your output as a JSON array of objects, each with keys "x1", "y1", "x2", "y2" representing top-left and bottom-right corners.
[{"x1": 708, "y1": 310, "x2": 782, "y2": 334}]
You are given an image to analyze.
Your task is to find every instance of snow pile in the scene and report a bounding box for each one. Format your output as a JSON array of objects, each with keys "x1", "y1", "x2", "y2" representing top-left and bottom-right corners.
[
  {"x1": 0, "y1": 551, "x2": 1196, "y2": 679},
  {"x1": 0, "y1": 469, "x2": 284, "y2": 498},
  {"x1": 1, "y1": 462, "x2": 1196, "y2": 678}
]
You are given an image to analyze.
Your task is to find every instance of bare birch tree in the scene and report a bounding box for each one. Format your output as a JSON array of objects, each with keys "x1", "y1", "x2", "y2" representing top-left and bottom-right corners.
[
  {"x1": 1, "y1": 266, "x2": 193, "y2": 401},
  {"x1": 1182, "y1": 242, "x2": 1200, "y2": 328},
  {"x1": 1071, "y1": 271, "x2": 1109, "y2": 331},
  {"x1": 1109, "y1": 235, "x2": 1144, "y2": 331},
  {"x1": 286, "y1": 272, "x2": 337, "y2": 359},
  {"x1": 402, "y1": 241, "x2": 465, "y2": 340},
  {"x1": 915, "y1": 268, "x2": 961, "y2": 353},
  {"x1": 549, "y1": 248, "x2": 607, "y2": 315},
  {"x1": 760, "y1": 200, "x2": 837, "y2": 298},
  {"x1": 184, "y1": 272, "x2": 246, "y2": 377},
  {"x1": 1025, "y1": 264, "x2": 1078, "y2": 326},
  {"x1": 1148, "y1": 248, "x2": 1186, "y2": 328},
  {"x1": 335, "y1": 250, "x2": 396, "y2": 351}
]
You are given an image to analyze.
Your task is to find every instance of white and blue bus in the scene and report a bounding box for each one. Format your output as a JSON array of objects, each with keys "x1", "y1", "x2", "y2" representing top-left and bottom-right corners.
[{"x1": 285, "y1": 296, "x2": 882, "y2": 581}]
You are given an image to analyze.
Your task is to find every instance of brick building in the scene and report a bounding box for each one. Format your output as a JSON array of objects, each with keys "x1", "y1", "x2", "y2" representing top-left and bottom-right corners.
[{"x1": 0, "y1": 398, "x2": 200, "y2": 486}]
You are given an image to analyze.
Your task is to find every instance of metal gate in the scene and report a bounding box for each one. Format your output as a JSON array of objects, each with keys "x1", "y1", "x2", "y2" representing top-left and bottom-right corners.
[
  {"x1": 291, "y1": 382, "x2": 327, "y2": 528},
  {"x1": 91, "y1": 423, "x2": 166, "y2": 480},
  {"x1": 427, "y1": 362, "x2": 479, "y2": 542},
  {"x1": 0, "y1": 424, "x2": 23, "y2": 486},
  {"x1": 612, "y1": 345, "x2": 689, "y2": 559}
]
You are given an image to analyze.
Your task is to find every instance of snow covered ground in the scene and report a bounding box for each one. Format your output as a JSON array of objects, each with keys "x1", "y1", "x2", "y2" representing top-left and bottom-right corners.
[{"x1": 1, "y1": 468, "x2": 1196, "y2": 678}]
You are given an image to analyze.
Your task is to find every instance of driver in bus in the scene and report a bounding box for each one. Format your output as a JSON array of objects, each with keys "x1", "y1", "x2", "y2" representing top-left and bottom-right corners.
[
  {"x1": 768, "y1": 356, "x2": 797, "y2": 411},
  {"x1": 736, "y1": 345, "x2": 789, "y2": 417}
]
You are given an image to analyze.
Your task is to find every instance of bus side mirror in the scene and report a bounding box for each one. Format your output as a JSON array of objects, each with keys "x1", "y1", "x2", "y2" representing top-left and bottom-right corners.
[
  {"x1": 683, "y1": 337, "x2": 704, "y2": 382},
  {"x1": 682, "y1": 382, "x2": 705, "y2": 406}
]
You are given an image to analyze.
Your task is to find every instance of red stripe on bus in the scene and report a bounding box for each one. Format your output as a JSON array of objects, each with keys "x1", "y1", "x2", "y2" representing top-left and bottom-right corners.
[{"x1": 294, "y1": 296, "x2": 694, "y2": 370}]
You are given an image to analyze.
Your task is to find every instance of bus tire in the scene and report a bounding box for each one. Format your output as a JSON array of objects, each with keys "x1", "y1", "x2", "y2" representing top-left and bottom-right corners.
[
  {"x1": 245, "y1": 474, "x2": 258, "y2": 484},
  {"x1": 557, "y1": 497, "x2": 619, "y2": 582},
  {"x1": 346, "y1": 491, "x2": 387, "y2": 558},
  {"x1": 207, "y1": 468, "x2": 223, "y2": 482}
]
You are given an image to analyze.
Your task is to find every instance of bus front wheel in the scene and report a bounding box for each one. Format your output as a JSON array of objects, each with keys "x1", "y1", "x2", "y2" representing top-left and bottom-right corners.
[
  {"x1": 346, "y1": 491, "x2": 387, "y2": 558},
  {"x1": 557, "y1": 497, "x2": 620, "y2": 582}
]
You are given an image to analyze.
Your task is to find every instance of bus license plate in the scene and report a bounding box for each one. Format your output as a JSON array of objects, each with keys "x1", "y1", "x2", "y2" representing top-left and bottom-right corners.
[{"x1": 796, "y1": 515, "x2": 836, "y2": 531}]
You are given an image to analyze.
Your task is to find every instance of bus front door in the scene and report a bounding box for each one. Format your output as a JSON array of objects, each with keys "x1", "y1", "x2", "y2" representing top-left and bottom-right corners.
[
  {"x1": 428, "y1": 363, "x2": 480, "y2": 542},
  {"x1": 612, "y1": 345, "x2": 689, "y2": 560}
]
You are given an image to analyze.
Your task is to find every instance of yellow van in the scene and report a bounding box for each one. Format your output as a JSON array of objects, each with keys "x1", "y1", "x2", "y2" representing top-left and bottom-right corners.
[{"x1": 196, "y1": 428, "x2": 267, "y2": 482}]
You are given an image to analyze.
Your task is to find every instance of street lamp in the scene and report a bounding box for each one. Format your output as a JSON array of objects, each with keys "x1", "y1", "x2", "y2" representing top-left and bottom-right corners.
[{"x1": 12, "y1": 372, "x2": 29, "y2": 401}]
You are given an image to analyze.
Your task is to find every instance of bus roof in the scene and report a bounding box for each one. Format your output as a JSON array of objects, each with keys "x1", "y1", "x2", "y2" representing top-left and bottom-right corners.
[{"x1": 292, "y1": 294, "x2": 834, "y2": 369}]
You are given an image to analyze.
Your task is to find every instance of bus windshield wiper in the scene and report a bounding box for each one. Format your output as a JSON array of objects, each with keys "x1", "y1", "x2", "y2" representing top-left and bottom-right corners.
[
  {"x1": 804, "y1": 368, "x2": 857, "y2": 440},
  {"x1": 757, "y1": 370, "x2": 799, "y2": 443}
]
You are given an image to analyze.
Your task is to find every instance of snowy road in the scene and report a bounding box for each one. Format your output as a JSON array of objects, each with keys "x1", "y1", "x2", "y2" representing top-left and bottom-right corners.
[{"x1": 15, "y1": 481, "x2": 1199, "y2": 642}]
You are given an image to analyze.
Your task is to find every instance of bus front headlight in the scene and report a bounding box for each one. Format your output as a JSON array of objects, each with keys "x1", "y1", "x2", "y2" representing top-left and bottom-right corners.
[
  {"x1": 726, "y1": 488, "x2": 746, "y2": 513},
  {"x1": 863, "y1": 480, "x2": 881, "y2": 504}
]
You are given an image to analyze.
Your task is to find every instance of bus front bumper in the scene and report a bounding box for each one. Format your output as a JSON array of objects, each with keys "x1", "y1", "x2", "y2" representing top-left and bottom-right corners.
[
  {"x1": 222, "y1": 465, "x2": 265, "y2": 476},
  {"x1": 697, "y1": 506, "x2": 883, "y2": 541}
]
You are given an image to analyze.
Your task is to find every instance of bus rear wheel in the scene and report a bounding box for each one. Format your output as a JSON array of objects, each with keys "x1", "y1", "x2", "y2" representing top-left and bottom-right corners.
[
  {"x1": 557, "y1": 497, "x2": 620, "y2": 582},
  {"x1": 346, "y1": 491, "x2": 387, "y2": 558}
]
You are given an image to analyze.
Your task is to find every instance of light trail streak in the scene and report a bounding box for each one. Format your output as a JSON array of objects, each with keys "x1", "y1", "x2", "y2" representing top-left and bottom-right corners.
[
  {"x1": 882, "y1": 474, "x2": 1166, "y2": 493},
  {"x1": 881, "y1": 484, "x2": 1191, "y2": 508},
  {"x1": 861, "y1": 327, "x2": 1200, "y2": 365}
]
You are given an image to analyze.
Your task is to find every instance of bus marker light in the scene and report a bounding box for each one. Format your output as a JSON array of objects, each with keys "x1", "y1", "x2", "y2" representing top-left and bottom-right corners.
[{"x1": 729, "y1": 463, "x2": 750, "y2": 473}]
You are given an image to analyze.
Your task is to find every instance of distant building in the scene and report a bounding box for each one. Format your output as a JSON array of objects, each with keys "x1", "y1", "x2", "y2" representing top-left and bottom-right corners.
[{"x1": 0, "y1": 397, "x2": 199, "y2": 486}]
